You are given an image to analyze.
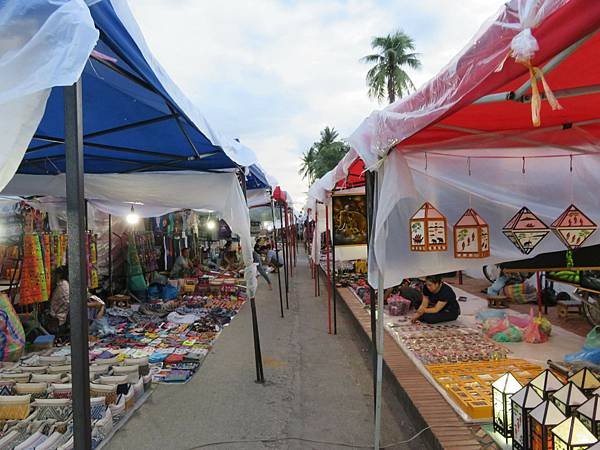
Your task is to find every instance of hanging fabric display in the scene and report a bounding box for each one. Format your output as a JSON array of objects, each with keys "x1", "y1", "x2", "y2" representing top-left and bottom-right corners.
[
  {"x1": 453, "y1": 208, "x2": 490, "y2": 259},
  {"x1": 502, "y1": 207, "x2": 550, "y2": 255},
  {"x1": 410, "y1": 202, "x2": 448, "y2": 252},
  {"x1": 20, "y1": 234, "x2": 48, "y2": 304},
  {"x1": 550, "y1": 204, "x2": 597, "y2": 250}
]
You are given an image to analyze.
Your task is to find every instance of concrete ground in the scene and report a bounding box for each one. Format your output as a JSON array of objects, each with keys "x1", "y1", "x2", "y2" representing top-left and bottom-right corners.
[{"x1": 107, "y1": 253, "x2": 419, "y2": 450}]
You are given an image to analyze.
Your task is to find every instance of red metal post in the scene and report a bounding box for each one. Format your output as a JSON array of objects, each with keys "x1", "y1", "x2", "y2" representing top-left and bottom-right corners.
[
  {"x1": 536, "y1": 271, "x2": 543, "y2": 314},
  {"x1": 325, "y1": 204, "x2": 332, "y2": 334}
]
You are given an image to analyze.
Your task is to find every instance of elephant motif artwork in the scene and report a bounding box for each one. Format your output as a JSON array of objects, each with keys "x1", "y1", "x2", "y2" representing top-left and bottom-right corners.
[
  {"x1": 410, "y1": 202, "x2": 448, "y2": 252},
  {"x1": 332, "y1": 195, "x2": 368, "y2": 246}
]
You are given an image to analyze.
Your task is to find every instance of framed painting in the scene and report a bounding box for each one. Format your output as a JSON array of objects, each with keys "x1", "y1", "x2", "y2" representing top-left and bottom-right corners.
[{"x1": 332, "y1": 194, "x2": 368, "y2": 246}]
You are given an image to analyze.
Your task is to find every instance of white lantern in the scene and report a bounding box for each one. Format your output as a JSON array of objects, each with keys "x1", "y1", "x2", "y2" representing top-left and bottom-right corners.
[
  {"x1": 530, "y1": 370, "x2": 564, "y2": 401},
  {"x1": 529, "y1": 400, "x2": 566, "y2": 450},
  {"x1": 569, "y1": 368, "x2": 600, "y2": 397},
  {"x1": 552, "y1": 382, "x2": 588, "y2": 417},
  {"x1": 551, "y1": 416, "x2": 597, "y2": 450},
  {"x1": 493, "y1": 372, "x2": 523, "y2": 438},
  {"x1": 511, "y1": 385, "x2": 543, "y2": 450}
]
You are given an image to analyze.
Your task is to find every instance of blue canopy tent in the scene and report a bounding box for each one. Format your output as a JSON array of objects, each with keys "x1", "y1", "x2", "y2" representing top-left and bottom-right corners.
[
  {"x1": 1, "y1": 2, "x2": 263, "y2": 447},
  {"x1": 246, "y1": 164, "x2": 270, "y2": 191}
]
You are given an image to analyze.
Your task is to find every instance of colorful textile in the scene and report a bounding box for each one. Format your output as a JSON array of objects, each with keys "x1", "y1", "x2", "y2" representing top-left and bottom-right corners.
[
  {"x1": 0, "y1": 294, "x2": 25, "y2": 361},
  {"x1": 503, "y1": 282, "x2": 537, "y2": 304}
]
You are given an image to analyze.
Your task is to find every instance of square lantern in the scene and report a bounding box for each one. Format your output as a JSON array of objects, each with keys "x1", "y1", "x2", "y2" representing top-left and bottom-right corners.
[
  {"x1": 410, "y1": 202, "x2": 448, "y2": 252},
  {"x1": 493, "y1": 372, "x2": 523, "y2": 438},
  {"x1": 552, "y1": 382, "x2": 588, "y2": 417},
  {"x1": 569, "y1": 368, "x2": 600, "y2": 397},
  {"x1": 512, "y1": 385, "x2": 543, "y2": 450},
  {"x1": 530, "y1": 401, "x2": 567, "y2": 450},
  {"x1": 531, "y1": 370, "x2": 565, "y2": 401},
  {"x1": 576, "y1": 395, "x2": 600, "y2": 438},
  {"x1": 551, "y1": 416, "x2": 598, "y2": 450},
  {"x1": 551, "y1": 205, "x2": 597, "y2": 250},
  {"x1": 454, "y1": 208, "x2": 490, "y2": 258},
  {"x1": 503, "y1": 207, "x2": 550, "y2": 255}
]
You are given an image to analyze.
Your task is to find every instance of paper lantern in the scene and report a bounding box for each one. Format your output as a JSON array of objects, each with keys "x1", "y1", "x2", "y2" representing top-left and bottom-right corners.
[
  {"x1": 410, "y1": 202, "x2": 447, "y2": 252},
  {"x1": 552, "y1": 382, "x2": 588, "y2": 416},
  {"x1": 453, "y1": 208, "x2": 490, "y2": 258},
  {"x1": 530, "y1": 401, "x2": 567, "y2": 450},
  {"x1": 503, "y1": 207, "x2": 550, "y2": 255},
  {"x1": 576, "y1": 395, "x2": 600, "y2": 438},
  {"x1": 551, "y1": 417, "x2": 597, "y2": 450},
  {"x1": 493, "y1": 372, "x2": 523, "y2": 438},
  {"x1": 569, "y1": 368, "x2": 600, "y2": 397},
  {"x1": 530, "y1": 370, "x2": 565, "y2": 401},
  {"x1": 512, "y1": 385, "x2": 543, "y2": 450},
  {"x1": 551, "y1": 205, "x2": 597, "y2": 250}
]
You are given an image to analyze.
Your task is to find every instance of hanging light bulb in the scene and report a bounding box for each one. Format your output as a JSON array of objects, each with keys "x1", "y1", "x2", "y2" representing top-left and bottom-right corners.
[
  {"x1": 206, "y1": 217, "x2": 216, "y2": 230},
  {"x1": 263, "y1": 221, "x2": 273, "y2": 232},
  {"x1": 126, "y1": 204, "x2": 139, "y2": 225}
]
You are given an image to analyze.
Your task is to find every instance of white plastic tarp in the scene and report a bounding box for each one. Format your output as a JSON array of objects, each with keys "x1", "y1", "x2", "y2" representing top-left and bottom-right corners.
[
  {"x1": 247, "y1": 189, "x2": 271, "y2": 209},
  {"x1": 370, "y1": 150, "x2": 600, "y2": 288},
  {"x1": 2, "y1": 171, "x2": 257, "y2": 296},
  {"x1": 0, "y1": 0, "x2": 98, "y2": 192}
]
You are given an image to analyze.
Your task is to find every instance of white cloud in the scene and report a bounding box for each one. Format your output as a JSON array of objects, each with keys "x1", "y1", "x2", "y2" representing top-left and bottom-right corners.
[{"x1": 128, "y1": 0, "x2": 506, "y2": 207}]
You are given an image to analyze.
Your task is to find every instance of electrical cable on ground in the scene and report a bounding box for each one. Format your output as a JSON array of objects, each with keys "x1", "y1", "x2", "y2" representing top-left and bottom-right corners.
[{"x1": 187, "y1": 425, "x2": 433, "y2": 449}]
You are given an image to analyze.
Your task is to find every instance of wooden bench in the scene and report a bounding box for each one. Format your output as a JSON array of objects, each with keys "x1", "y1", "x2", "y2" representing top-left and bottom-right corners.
[{"x1": 557, "y1": 299, "x2": 583, "y2": 319}]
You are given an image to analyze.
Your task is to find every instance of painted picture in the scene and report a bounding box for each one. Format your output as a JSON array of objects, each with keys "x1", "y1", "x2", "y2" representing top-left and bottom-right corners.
[
  {"x1": 456, "y1": 227, "x2": 478, "y2": 253},
  {"x1": 333, "y1": 195, "x2": 368, "y2": 246},
  {"x1": 411, "y1": 221, "x2": 425, "y2": 247},
  {"x1": 427, "y1": 220, "x2": 446, "y2": 246}
]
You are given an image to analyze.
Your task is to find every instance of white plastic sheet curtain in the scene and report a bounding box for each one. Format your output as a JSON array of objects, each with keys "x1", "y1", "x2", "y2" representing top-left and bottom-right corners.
[
  {"x1": 369, "y1": 150, "x2": 600, "y2": 288},
  {"x1": 3, "y1": 171, "x2": 257, "y2": 296},
  {"x1": 0, "y1": 0, "x2": 97, "y2": 192},
  {"x1": 347, "y1": 0, "x2": 567, "y2": 168},
  {"x1": 247, "y1": 189, "x2": 271, "y2": 209}
]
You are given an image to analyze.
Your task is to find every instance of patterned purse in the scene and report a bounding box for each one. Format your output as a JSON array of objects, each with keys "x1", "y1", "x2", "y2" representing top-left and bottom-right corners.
[
  {"x1": 34, "y1": 398, "x2": 72, "y2": 421},
  {"x1": 0, "y1": 395, "x2": 31, "y2": 420}
]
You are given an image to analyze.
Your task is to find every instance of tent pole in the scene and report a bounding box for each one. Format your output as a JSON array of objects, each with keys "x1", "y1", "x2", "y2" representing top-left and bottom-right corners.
[
  {"x1": 365, "y1": 171, "x2": 377, "y2": 416},
  {"x1": 286, "y1": 207, "x2": 293, "y2": 278},
  {"x1": 536, "y1": 271, "x2": 543, "y2": 314},
  {"x1": 64, "y1": 80, "x2": 92, "y2": 450},
  {"x1": 240, "y1": 169, "x2": 264, "y2": 383},
  {"x1": 108, "y1": 214, "x2": 113, "y2": 295},
  {"x1": 331, "y1": 198, "x2": 337, "y2": 335},
  {"x1": 314, "y1": 206, "x2": 319, "y2": 297},
  {"x1": 325, "y1": 204, "x2": 332, "y2": 334},
  {"x1": 279, "y1": 203, "x2": 289, "y2": 308},
  {"x1": 373, "y1": 170, "x2": 384, "y2": 450},
  {"x1": 270, "y1": 197, "x2": 284, "y2": 318}
]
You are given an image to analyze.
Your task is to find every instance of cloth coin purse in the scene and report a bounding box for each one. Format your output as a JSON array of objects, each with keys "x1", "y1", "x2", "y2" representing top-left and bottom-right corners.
[
  {"x1": 0, "y1": 372, "x2": 31, "y2": 383},
  {"x1": 30, "y1": 373, "x2": 63, "y2": 383},
  {"x1": 111, "y1": 366, "x2": 139, "y2": 384},
  {"x1": 23, "y1": 366, "x2": 48, "y2": 374},
  {"x1": 47, "y1": 365, "x2": 71, "y2": 375},
  {"x1": 90, "y1": 383, "x2": 117, "y2": 405},
  {"x1": 14, "y1": 382, "x2": 48, "y2": 400},
  {"x1": 34, "y1": 398, "x2": 73, "y2": 421},
  {"x1": 39, "y1": 356, "x2": 67, "y2": 365},
  {"x1": 35, "y1": 430, "x2": 68, "y2": 450},
  {"x1": 14, "y1": 430, "x2": 47, "y2": 450},
  {"x1": 51, "y1": 383, "x2": 72, "y2": 399},
  {"x1": 108, "y1": 394, "x2": 125, "y2": 424},
  {"x1": 0, "y1": 394, "x2": 31, "y2": 420},
  {"x1": 91, "y1": 408, "x2": 113, "y2": 447},
  {"x1": 90, "y1": 397, "x2": 106, "y2": 421},
  {"x1": 0, "y1": 380, "x2": 15, "y2": 395}
]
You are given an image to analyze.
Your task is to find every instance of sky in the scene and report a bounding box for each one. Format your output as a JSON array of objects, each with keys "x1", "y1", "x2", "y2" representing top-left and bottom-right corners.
[{"x1": 128, "y1": 0, "x2": 506, "y2": 208}]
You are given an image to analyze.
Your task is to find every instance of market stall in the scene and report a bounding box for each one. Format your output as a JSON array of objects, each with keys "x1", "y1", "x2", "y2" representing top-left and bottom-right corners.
[
  {"x1": 0, "y1": 1, "x2": 264, "y2": 448},
  {"x1": 343, "y1": 0, "x2": 600, "y2": 447}
]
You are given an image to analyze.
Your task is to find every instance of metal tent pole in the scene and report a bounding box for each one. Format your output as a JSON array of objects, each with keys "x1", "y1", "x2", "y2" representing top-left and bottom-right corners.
[
  {"x1": 108, "y1": 214, "x2": 113, "y2": 295},
  {"x1": 64, "y1": 81, "x2": 92, "y2": 450},
  {"x1": 331, "y1": 198, "x2": 337, "y2": 335},
  {"x1": 314, "y1": 206, "x2": 319, "y2": 297},
  {"x1": 373, "y1": 170, "x2": 385, "y2": 450},
  {"x1": 240, "y1": 170, "x2": 264, "y2": 383},
  {"x1": 279, "y1": 203, "x2": 289, "y2": 309},
  {"x1": 365, "y1": 171, "x2": 377, "y2": 415},
  {"x1": 325, "y1": 204, "x2": 332, "y2": 334},
  {"x1": 270, "y1": 198, "x2": 284, "y2": 318}
]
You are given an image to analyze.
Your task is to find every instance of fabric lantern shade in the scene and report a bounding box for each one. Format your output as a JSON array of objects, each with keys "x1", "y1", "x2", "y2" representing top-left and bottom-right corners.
[
  {"x1": 512, "y1": 385, "x2": 543, "y2": 450},
  {"x1": 576, "y1": 395, "x2": 600, "y2": 438},
  {"x1": 453, "y1": 208, "x2": 490, "y2": 258},
  {"x1": 551, "y1": 417, "x2": 597, "y2": 450},
  {"x1": 503, "y1": 207, "x2": 550, "y2": 255},
  {"x1": 410, "y1": 202, "x2": 448, "y2": 252},
  {"x1": 550, "y1": 205, "x2": 597, "y2": 250},
  {"x1": 530, "y1": 401, "x2": 566, "y2": 450},
  {"x1": 493, "y1": 372, "x2": 523, "y2": 438},
  {"x1": 552, "y1": 382, "x2": 588, "y2": 417},
  {"x1": 569, "y1": 368, "x2": 600, "y2": 397},
  {"x1": 530, "y1": 370, "x2": 565, "y2": 401}
]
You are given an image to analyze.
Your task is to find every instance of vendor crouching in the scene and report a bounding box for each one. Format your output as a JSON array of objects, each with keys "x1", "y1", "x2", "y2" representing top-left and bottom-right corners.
[{"x1": 411, "y1": 274, "x2": 460, "y2": 324}]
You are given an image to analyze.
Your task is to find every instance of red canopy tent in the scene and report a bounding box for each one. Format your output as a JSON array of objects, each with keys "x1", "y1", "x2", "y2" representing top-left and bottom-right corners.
[{"x1": 334, "y1": 157, "x2": 366, "y2": 190}]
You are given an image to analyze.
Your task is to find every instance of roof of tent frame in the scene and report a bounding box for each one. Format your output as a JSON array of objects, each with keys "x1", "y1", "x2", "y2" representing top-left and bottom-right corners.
[{"x1": 18, "y1": 0, "x2": 254, "y2": 175}]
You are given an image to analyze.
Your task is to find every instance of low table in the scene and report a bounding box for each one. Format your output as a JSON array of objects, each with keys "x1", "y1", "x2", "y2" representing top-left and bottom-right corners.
[{"x1": 487, "y1": 295, "x2": 508, "y2": 309}]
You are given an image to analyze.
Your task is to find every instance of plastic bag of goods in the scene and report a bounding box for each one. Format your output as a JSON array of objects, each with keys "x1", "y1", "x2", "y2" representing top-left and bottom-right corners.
[{"x1": 492, "y1": 325, "x2": 523, "y2": 342}]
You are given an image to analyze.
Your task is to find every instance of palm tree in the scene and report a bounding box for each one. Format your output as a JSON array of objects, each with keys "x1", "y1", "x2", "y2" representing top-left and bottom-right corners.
[
  {"x1": 299, "y1": 146, "x2": 317, "y2": 183},
  {"x1": 361, "y1": 30, "x2": 421, "y2": 104}
]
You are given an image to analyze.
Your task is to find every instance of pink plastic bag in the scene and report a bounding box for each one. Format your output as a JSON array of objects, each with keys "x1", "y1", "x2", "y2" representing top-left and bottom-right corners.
[
  {"x1": 524, "y1": 320, "x2": 548, "y2": 343},
  {"x1": 485, "y1": 318, "x2": 509, "y2": 338},
  {"x1": 508, "y1": 314, "x2": 531, "y2": 329}
]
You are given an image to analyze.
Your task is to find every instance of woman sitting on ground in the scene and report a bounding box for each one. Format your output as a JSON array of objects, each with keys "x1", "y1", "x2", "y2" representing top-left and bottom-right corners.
[{"x1": 411, "y1": 274, "x2": 460, "y2": 324}]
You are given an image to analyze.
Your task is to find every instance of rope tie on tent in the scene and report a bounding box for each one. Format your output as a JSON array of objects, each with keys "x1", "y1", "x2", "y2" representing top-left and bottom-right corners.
[{"x1": 522, "y1": 61, "x2": 563, "y2": 127}]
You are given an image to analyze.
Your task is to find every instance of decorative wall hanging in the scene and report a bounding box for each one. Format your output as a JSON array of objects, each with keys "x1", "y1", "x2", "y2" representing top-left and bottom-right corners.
[
  {"x1": 410, "y1": 202, "x2": 448, "y2": 252},
  {"x1": 454, "y1": 208, "x2": 490, "y2": 258},
  {"x1": 551, "y1": 205, "x2": 597, "y2": 250},
  {"x1": 332, "y1": 195, "x2": 368, "y2": 246},
  {"x1": 503, "y1": 207, "x2": 550, "y2": 255}
]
